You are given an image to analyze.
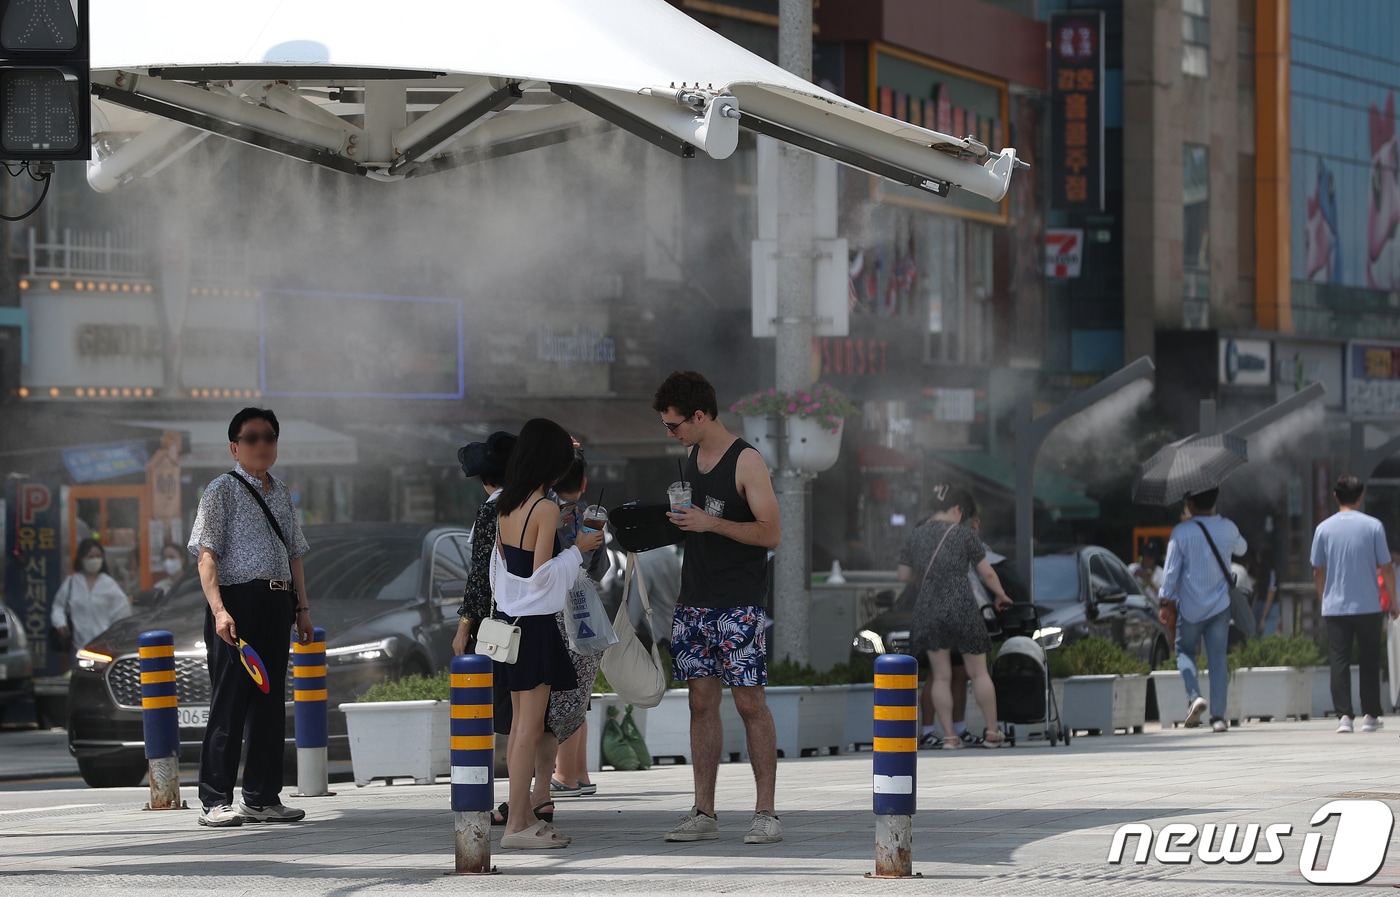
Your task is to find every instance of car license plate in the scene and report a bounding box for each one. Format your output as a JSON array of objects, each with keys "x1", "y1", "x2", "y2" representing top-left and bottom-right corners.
[{"x1": 178, "y1": 706, "x2": 210, "y2": 728}]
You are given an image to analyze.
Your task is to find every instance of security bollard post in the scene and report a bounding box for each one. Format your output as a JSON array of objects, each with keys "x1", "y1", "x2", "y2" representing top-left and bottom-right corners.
[
  {"x1": 867, "y1": 653, "x2": 920, "y2": 879},
  {"x1": 449, "y1": 654, "x2": 498, "y2": 875},
  {"x1": 293, "y1": 627, "x2": 335, "y2": 798},
  {"x1": 139, "y1": 630, "x2": 186, "y2": 810}
]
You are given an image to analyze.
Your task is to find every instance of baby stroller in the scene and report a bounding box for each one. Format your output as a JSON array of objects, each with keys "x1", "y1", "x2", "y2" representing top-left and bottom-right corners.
[{"x1": 991, "y1": 605, "x2": 1069, "y2": 747}]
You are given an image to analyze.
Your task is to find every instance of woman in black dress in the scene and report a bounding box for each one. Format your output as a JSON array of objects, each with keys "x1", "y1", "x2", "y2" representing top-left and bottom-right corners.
[
  {"x1": 492, "y1": 419, "x2": 604, "y2": 848},
  {"x1": 897, "y1": 485, "x2": 1012, "y2": 748}
]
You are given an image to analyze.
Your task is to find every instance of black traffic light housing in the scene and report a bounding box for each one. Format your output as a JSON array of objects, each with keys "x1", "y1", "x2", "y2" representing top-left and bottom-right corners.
[{"x1": 0, "y1": 0, "x2": 89, "y2": 162}]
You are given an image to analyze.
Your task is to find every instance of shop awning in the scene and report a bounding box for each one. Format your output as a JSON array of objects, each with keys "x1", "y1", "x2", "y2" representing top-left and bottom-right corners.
[
  {"x1": 124, "y1": 419, "x2": 358, "y2": 468},
  {"x1": 87, "y1": 0, "x2": 1024, "y2": 200},
  {"x1": 929, "y1": 450, "x2": 1099, "y2": 521}
]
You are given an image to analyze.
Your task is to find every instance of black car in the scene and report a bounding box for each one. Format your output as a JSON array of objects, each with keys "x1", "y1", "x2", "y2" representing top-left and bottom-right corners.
[
  {"x1": 67, "y1": 523, "x2": 470, "y2": 787},
  {"x1": 853, "y1": 547, "x2": 1173, "y2": 670}
]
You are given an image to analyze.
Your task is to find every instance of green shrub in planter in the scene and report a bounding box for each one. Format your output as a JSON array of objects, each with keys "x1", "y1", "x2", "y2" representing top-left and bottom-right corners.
[
  {"x1": 357, "y1": 670, "x2": 451, "y2": 702},
  {"x1": 1231, "y1": 634, "x2": 1326, "y2": 668},
  {"x1": 1047, "y1": 637, "x2": 1149, "y2": 678}
]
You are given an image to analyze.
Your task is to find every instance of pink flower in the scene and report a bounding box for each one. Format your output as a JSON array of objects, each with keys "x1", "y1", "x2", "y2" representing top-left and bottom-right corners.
[
  {"x1": 807, "y1": 403, "x2": 818, "y2": 413},
  {"x1": 787, "y1": 401, "x2": 798, "y2": 413},
  {"x1": 799, "y1": 393, "x2": 810, "y2": 402},
  {"x1": 768, "y1": 388, "x2": 776, "y2": 396}
]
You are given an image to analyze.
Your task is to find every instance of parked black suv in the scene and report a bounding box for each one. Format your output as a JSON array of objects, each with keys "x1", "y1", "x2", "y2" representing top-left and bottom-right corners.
[{"x1": 67, "y1": 524, "x2": 469, "y2": 787}]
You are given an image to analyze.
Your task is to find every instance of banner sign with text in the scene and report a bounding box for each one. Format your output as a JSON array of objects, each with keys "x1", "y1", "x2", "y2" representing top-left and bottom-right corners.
[
  {"x1": 1049, "y1": 11, "x2": 1105, "y2": 211},
  {"x1": 4, "y1": 475, "x2": 64, "y2": 677}
]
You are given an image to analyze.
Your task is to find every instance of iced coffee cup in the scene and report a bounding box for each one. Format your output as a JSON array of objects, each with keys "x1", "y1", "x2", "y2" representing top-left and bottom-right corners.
[
  {"x1": 581, "y1": 504, "x2": 608, "y2": 533},
  {"x1": 668, "y1": 481, "x2": 692, "y2": 511}
]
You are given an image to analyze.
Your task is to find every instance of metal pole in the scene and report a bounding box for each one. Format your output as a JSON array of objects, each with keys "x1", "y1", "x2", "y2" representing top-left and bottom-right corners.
[
  {"x1": 868, "y1": 653, "x2": 920, "y2": 879},
  {"x1": 1014, "y1": 357, "x2": 1156, "y2": 595},
  {"x1": 449, "y1": 654, "x2": 498, "y2": 875},
  {"x1": 293, "y1": 627, "x2": 334, "y2": 798},
  {"x1": 139, "y1": 630, "x2": 186, "y2": 811},
  {"x1": 1222, "y1": 381, "x2": 1325, "y2": 439},
  {"x1": 773, "y1": 0, "x2": 816, "y2": 665}
]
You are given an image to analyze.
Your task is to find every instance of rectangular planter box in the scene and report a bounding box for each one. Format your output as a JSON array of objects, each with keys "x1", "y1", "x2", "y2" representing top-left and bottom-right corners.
[
  {"x1": 1237, "y1": 667, "x2": 1311, "y2": 721},
  {"x1": 1312, "y1": 665, "x2": 1366, "y2": 719},
  {"x1": 721, "y1": 684, "x2": 848, "y2": 760},
  {"x1": 1150, "y1": 669, "x2": 1244, "y2": 727},
  {"x1": 339, "y1": 700, "x2": 450, "y2": 787},
  {"x1": 1051, "y1": 675, "x2": 1148, "y2": 736},
  {"x1": 843, "y1": 683, "x2": 875, "y2": 750}
]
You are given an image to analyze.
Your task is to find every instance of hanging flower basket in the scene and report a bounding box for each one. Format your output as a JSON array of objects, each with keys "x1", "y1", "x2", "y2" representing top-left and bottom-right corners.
[{"x1": 730, "y1": 383, "x2": 856, "y2": 473}]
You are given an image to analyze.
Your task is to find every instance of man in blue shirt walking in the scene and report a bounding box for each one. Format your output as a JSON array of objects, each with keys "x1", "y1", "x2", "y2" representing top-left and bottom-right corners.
[
  {"x1": 1160, "y1": 488, "x2": 1247, "y2": 733},
  {"x1": 1311, "y1": 475, "x2": 1397, "y2": 733}
]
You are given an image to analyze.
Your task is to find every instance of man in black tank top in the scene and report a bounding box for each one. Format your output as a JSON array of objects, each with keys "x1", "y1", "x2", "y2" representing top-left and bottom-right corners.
[{"x1": 652, "y1": 371, "x2": 784, "y2": 845}]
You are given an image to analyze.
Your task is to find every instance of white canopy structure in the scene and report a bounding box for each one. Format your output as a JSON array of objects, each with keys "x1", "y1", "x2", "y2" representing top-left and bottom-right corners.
[{"x1": 88, "y1": 0, "x2": 1025, "y2": 200}]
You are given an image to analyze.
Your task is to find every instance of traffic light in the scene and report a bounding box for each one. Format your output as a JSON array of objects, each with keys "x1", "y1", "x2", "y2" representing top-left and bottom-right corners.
[{"x1": 0, "y1": 0, "x2": 88, "y2": 162}]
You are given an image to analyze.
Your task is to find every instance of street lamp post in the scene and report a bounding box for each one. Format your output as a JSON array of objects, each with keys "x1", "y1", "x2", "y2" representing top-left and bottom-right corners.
[
  {"x1": 1014, "y1": 357, "x2": 1156, "y2": 596},
  {"x1": 772, "y1": 0, "x2": 816, "y2": 665},
  {"x1": 1221, "y1": 382, "x2": 1326, "y2": 440}
]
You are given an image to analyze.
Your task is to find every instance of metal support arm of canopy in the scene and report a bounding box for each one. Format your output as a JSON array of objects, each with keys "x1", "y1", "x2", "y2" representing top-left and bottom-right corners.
[{"x1": 86, "y1": 68, "x2": 1020, "y2": 202}]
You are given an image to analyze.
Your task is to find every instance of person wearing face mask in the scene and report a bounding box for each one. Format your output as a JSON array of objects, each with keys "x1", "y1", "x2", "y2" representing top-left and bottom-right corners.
[
  {"x1": 50, "y1": 538, "x2": 132, "y2": 657},
  {"x1": 153, "y1": 544, "x2": 187, "y2": 594}
]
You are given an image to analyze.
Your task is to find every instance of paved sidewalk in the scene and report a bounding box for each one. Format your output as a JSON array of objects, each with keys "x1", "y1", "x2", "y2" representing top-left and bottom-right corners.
[{"x1": 0, "y1": 718, "x2": 1395, "y2": 896}]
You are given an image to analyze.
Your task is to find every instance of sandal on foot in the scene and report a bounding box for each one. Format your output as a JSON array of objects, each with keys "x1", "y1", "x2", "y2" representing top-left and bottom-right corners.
[
  {"x1": 549, "y1": 778, "x2": 583, "y2": 797},
  {"x1": 941, "y1": 736, "x2": 964, "y2": 750},
  {"x1": 500, "y1": 820, "x2": 570, "y2": 850},
  {"x1": 532, "y1": 801, "x2": 555, "y2": 823},
  {"x1": 491, "y1": 802, "x2": 508, "y2": 826},
  {"x1": 578, "y1": 782, "x2": 597, "y2": 796},
  {"x1": 982, "y1": 728, "x2": 1006, "y2": 748}
]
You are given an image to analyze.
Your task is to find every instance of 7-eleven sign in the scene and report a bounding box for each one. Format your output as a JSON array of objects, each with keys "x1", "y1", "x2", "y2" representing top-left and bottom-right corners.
[{"x1": 1045, "y1": 228, "x2": 1084, "y2": 278}]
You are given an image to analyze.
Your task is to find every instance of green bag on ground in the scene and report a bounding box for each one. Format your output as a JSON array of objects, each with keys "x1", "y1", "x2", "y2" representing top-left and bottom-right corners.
[
  {"x1": 620, "y1": 703, "x2": 651, "y2": 770},
  {"x1": 601, "y1": 705, "x2": 642, "y2": 771}
]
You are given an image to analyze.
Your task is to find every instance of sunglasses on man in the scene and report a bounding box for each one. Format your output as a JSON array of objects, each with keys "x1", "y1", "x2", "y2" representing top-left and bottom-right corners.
[{"x1": 235, "y1": 431, "x2": 279, "y2": 446}]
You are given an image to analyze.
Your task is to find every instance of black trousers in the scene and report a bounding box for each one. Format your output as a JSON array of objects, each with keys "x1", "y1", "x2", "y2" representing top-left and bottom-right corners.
[
  {"x1": 1326, "y1": 612, "x2": 1383, "y2": 719},
  {"x1": 199, "y1": 581, "x2": 293, "y2": 810}
]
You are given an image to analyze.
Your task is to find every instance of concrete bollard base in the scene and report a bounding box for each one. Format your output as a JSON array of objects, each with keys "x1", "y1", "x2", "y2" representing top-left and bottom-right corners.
[
  {"x1": 143, "y1": 756, "x2": 187, "y2": 810},
  {"x1": 866, "y1": 814, "x2": 920, "y2": 879},
  {"x1": 292, "y1": 746, "x2": 336, "y2": 797},
  {"x1": 450, "y1": 810, "x2": 498, "y2": 875}
]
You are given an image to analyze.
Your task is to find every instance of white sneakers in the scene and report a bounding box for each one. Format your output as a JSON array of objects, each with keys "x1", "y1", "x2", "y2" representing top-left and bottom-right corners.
[
  {"x1": 1184, "y1": 696, "x2": 1208, "y2": 728},
  {"x1": 1362, "y1": 715, "x2": 1384, "y2": 732},
  {"x1": 1337, "y1": 715, "x2": 1354, "y2": 733}
]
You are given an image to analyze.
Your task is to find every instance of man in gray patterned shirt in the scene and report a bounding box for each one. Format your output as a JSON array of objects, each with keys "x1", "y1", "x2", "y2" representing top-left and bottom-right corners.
[{"x1": 188, "y1": 407, "x2": 313, "y2": 827}]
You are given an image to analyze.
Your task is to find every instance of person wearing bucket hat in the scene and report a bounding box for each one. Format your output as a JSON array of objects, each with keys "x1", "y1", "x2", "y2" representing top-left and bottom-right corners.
[{"x1": 453, "y1": 431, "x2": 518, "y2": 656}]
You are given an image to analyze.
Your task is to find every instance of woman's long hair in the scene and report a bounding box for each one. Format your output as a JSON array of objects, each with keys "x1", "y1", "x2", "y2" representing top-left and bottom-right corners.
[
  {"x1": 73, "y1": 538, "x2": 109, "y2": 575},
  {"x1": 497, "y1": 418, "x2": 577, "y2": 517}
]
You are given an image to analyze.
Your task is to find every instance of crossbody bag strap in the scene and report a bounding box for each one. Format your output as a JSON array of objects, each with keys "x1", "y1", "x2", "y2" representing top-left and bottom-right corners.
[
  {"x1": 1193, "y1": 520, "x2": 1235, "y2": 587},
  {"x1": 917, "y1": 522, "x2": 957, "y2": 593},
  {"x1": 631, "y1": 551, "x2": 657, "y2": 641},
  {"x1": 487, "y1": 530, "x2": 521, "y2": 625},
  {"x1": 229, "y1": 470, "x2": 290, "y2": 555}
]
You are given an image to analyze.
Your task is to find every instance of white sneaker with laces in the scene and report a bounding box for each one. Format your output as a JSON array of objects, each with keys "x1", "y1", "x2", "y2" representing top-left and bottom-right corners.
[
  {"x1": 1362, "y1": 715, "x2": 1383, "y2": 732},
  {"x1": 665, "y1": 807, "x2": 718, "y2": 841},
  {"x1": 744, "y1": 811, "x2": 783, "y2": 844},
  {"x1": 1184, "y1": 696, "x2": 1208, "y2": 728},
  {"x1": 198, "y1": 805, "x2": 243, "y2": 828},
  {"x1": 236, "y1": 800, "x2": 305, "y2": 823},
  {"x1": 1337, "y1": 715, "x2": 1354, "y2": 734}
]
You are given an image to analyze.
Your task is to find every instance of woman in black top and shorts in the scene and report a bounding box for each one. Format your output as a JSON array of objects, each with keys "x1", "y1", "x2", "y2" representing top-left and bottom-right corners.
[{"x1": 492, "y1": 419, "x2": 603, "y2": 849}]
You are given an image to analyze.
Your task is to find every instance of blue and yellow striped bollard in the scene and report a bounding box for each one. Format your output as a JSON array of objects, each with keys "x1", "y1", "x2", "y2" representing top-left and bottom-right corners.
[
  {"x1": 293, "y1": 627, "x2": 334, "y2": 797},
  {"x1": 450, "y1": 653, "x2": 498, "y2": 874},
  {"x1": 868, "y1": 653, "x2": 920, "y2": 879},
  {"x1": 139, "y1": 630, "x2": 185, "y2": 810}
]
